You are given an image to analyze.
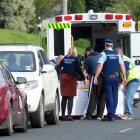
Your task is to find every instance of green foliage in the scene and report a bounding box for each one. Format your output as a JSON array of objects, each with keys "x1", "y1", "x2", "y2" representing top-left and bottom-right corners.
[
  {"x1": 74, "y1": 39, "x2": 90, "y2": 55},
  {"x1": 105, "y1": 0, "x2": 140, "y2": 20},
  {"x1": 68, "y1": 0, "x2": 85, "y2": 13},
  {"x1": 0, "y1": 28, "x2": 39, "y2": 45},
  {"x1": 34, "y1": 0, "x2": 62, "y2": 17},
  {"x1": 85, "y1": 0, "x2": 116, "y2": 12},
  {"x1": 0, "y1": 0, "x2": 35, "y2": 32}
]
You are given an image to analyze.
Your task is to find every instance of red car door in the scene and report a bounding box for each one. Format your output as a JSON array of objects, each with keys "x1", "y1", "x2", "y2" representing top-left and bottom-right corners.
[{"x1": 2, "y1": 65, "x2": 23, "y2": 124}]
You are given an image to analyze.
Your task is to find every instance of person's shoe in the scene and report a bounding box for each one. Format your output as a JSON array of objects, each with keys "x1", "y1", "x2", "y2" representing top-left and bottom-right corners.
[
  {"x1": 60, "y1": 116, "x2": 66, "y2": 121},
  {"x1": 84, "y1": 116, "x2": 93, "y2": 120},
  {"x1": 101, "y1": 116, "x2": 115, "y2": 121},
  {"x1": 120, "y1": 115, "x2": 134, "y2": 120},
  {"x1": 108, "y1": 117, "x2": 115, "y2": 121},
  {"x1": 96, "y1": 117, "x2": 102, "y2": 121},
  {"x1": 67, "y1": 116, "x2": 74, "y2": 121}
]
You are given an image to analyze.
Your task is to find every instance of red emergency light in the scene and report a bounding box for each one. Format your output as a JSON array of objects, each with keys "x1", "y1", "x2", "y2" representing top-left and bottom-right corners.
[
  {"x1": 115, "y1": 15, "x2": 123, "y2": 20},
  {"x1": 64, "y1": 16, "x2": 72, "y2": 21},
  {"x1": 55, "y1": 16, "x2": 62, "y2": 21},
  {"x1": 75, "y1": 15, "x2": 83, "y2": 20},
  {"x1": 126, "y1": 15, "x2": 132, "y2": 20},
  {"x1": 105, "y1": 14, "x2": 113, "y2": 20}
]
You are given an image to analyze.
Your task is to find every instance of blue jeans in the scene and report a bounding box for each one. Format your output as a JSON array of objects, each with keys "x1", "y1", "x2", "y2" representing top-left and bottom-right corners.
[{"x1": 124, "y1": 80, "x2": 140, "y2": 117}]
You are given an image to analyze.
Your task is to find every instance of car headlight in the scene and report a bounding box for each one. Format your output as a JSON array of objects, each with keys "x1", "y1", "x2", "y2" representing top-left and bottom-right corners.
[{"x1": 17, "y1": 80, "x2": 38, "y2": 90}]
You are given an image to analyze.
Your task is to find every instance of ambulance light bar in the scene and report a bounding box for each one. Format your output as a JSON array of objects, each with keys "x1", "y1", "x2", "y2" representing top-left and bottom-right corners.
[
  {"x1": 126, "y1": 15, "x2": 132, "y2": 20},
  {"x1": 115, "y1": 15, "x2": 123, "y2": 20},
  {"x1": 90, "y1": 15, "x2": 98, "y2": 20},
  {"x1": 105, "y1": 14, "x2": 113, "y2": 20},
  {"x1": 55, "y1": 16, "x2": 62, "y2": 21},
  {"x1": 75, "y1": 15, "x2": 83, "y2": 20},
  {"x1": 55, "y1": 13, "x2": 132, "y2": 22},
  {"x1": 64, "y1": 16, "x2": 72, "y2": 21}
]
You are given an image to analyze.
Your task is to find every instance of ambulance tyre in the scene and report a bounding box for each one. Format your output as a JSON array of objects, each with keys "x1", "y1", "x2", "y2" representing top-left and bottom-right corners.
[{"x1": 45, "y1": 94, "x2": 59, "y2": 125}]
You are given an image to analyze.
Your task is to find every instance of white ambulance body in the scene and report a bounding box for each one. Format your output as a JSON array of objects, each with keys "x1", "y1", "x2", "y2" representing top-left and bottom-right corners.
[{"x1": 41, "y1": 10, "x2": 140, "y2": 109}]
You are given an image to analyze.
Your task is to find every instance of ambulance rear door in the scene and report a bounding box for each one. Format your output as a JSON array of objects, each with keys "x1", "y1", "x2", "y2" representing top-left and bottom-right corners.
[
  {"x1": 47, "y1": 22, "x2": 71, "y2": 60},
  {"x1": 130, "y1": 32, "x2": 140, "y2": 101},
  {"x1": 130, "y1": 32, "x2": 140, "y2": 70}
]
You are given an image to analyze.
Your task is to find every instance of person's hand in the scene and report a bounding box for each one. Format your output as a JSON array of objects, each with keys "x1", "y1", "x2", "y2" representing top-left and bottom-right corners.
[
  {"x1": 84, "y1": 79, "x2": 87, "y2": 85},
  {"x1": 93, "y1": 77, "x2": 98, "y2": 85},
  {"x1": 122, "y1": 78, "x2": 127, "y2": 86}
]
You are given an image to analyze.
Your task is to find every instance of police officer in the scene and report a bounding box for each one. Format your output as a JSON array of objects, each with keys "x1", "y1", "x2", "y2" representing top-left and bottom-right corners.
[
  {"x1": 116, "y1": 48, "x2": 140, "y2": 120},
  {"x1": 94, "y1": 39, "x2": 127, "y2": 121},
  {"x1": 84, "y1": 47, "x2": 105, "y2": 120}
]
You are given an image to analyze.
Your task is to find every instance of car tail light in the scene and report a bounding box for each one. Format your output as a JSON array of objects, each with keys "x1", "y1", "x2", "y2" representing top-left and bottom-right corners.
[
  {"x1": 115, "y1": 15, "x2": 123, "y2": 20},
  {"x1": 64, "y1": 16, "x2": 72, "y2": 21},
  {"x1": 105, "y1": 14, "x2": 113, "y2": 20},
  {"x1": 75, "y1": 15, "x2": 83, "y2": 20},
  {"x1": 126, "y1": 15, "x2": 132, "y2": 20},
  {"x1": 55, "y1": 16, "x2": 62, "y2": 21}
]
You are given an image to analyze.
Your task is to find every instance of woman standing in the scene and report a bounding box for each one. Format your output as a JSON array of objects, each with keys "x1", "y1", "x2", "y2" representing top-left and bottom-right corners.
[{"x1": 56, "y1": 47, "x2": 85, "y2": 121}]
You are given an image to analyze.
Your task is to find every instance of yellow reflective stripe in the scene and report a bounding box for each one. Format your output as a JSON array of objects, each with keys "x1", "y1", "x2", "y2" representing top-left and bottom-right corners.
[
  {"x1": 48, "y1": 23, "x2": 71, "y2": 29},
  {"x1": 53, "y1": 23, "x2": 57, "y2": 29},
  {"x1": 61, "y1": 23, "x2": 65, "y2": 29},
  {"x1": 67, "y1": 23, "x2": 71, "y2": 28},
  {"x1": 57, "y1": 23, "x2": 61, "y2": 29},
  {"x1": 48, "y1": 23, "x2": 53, "y2": 29}
]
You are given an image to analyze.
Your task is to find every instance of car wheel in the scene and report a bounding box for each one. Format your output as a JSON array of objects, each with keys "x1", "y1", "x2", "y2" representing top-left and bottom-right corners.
[
  {"x1": 14, "y1": 104, "x2": 28, "y2": 132},
  {"x1": 30, "y1": 95, "x2": 45, "y2": 128},
  {"x1": 4, "y1": 103, "x2": 13, "y2": 136},
  {"x1": 45, "y1": 93, "x2": 59, "y2": 125}
]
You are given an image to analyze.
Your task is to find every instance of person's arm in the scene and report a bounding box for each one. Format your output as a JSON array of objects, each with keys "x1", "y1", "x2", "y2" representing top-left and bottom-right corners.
[
  {"x1": 75, "y1": 58, "x2": 85, "y2": 81},
  {"x1": 94, "y1": 64, "x2": 103, "y2": 85},
  {"x1": 93, "y1": 52, "x2": 106, "y2": 85},
  {"x1": 55, "y1": 58, "x2": 64, "y2": 71},
  {"x1": 120, "y1": 63, "x2": 127, "y2": 85}
]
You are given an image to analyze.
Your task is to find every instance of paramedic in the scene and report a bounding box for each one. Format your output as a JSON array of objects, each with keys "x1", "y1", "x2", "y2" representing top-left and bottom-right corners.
[
  {"x1": 56, "y1": 47, "x2": 85, "y2": 121},
  {"x1": 116, "y1": 48, "x2": 140, "y2": 120},
  {"x1": 84, "y1": 47, "x2": 105, "y2": 120},
  {"x1": 94, "y1": 39, "x2": 127, "y2": 121}
]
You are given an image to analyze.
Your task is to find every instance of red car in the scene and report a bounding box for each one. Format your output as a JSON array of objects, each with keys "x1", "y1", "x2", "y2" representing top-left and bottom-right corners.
[{"x1": 0, "y1": 61, "x2": 28, "y2": 136}]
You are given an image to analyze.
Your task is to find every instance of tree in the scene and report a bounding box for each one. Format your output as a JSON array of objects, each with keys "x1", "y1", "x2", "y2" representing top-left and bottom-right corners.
[
  {"x1": 0, "y1": 0, "x2": 35, "y2": 32},
  {"x1": 34, "y1": 0, "x2": 62, "y2": 18},
  {"x1": 85, "y1": 0, "x2": 116, "y2": 12},
  {"x1": 105, "y1": 0, "x2": 140, "y2": 20},
  {"x1": 68, "y1": 0, "x2": 85, "y2": 14}
]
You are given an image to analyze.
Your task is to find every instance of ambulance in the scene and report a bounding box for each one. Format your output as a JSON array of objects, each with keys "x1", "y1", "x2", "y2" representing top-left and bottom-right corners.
[{"x1": 40, "y1": 10, "x2": 140, "y2": 114}]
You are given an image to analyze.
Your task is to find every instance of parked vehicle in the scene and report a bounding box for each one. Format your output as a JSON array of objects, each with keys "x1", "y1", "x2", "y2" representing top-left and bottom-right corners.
[
  {"x1": 0, "y1": 61, "x2": 28, "y2": 136},
  {"x1": 0, "y1": 44, "x2": 60, "y2": 128}
]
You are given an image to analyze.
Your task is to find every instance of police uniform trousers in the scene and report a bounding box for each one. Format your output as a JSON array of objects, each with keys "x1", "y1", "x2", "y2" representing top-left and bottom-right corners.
[{"x1": 103, "y1": 76, "x2": 119, "y2": 119}]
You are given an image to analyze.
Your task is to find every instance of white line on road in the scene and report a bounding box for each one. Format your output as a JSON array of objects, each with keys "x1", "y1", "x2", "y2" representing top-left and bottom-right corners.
[{"x1": 119, "y1": 128, "x2": 133, "y2": 133}]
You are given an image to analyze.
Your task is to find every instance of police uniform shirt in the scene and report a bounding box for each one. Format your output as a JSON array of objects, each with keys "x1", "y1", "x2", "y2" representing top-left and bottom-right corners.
[{"x1": 98, "y1": 48, "x2": 124, "y2": 64}]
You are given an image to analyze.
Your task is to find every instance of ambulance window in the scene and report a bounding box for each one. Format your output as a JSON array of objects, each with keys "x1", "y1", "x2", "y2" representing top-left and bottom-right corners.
[
  {"x1": 121, "y1": 35, "x2": 130, "y2": 57},
  {"x1": 54, "y1": 29, "x2": 64, "y2": 56}
]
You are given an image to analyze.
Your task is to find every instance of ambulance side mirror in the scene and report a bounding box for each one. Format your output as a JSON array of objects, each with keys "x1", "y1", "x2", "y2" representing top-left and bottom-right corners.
[{"x1": 135, "y1": 60, "x2": 140, "y2": 65}]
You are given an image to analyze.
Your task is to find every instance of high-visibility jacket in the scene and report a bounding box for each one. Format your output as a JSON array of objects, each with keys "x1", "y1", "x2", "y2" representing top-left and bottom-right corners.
[{"x1": 122, "y1": 55, "x2": 140, "y2": 82}]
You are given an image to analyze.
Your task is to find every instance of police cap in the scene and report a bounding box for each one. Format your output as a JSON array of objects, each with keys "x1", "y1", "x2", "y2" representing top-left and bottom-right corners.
[{"x1": 104, "y1": 39, "x2": 113, "y2": 46}]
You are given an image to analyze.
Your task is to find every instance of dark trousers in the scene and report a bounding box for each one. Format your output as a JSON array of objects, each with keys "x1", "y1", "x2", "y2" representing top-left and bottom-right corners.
[
  {"x1": 86, "y1": 77, "x2": 105, "y2": 118},
  {"x1": 61, "y1": 96, "x2": 74, "y2": 117},
  {"x1": 103, "y1": 77, "x2": 119, "y2": 118}
]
